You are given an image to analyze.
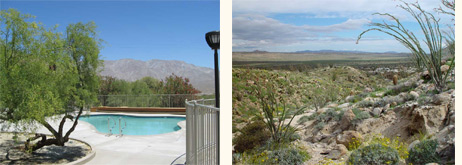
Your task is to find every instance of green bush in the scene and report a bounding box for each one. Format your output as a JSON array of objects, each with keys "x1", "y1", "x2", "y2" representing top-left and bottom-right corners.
[
  {"x1": 266, "y1": 147, "x2": 310, "y2": 165},
  {"x1": 348, "y1": 143, "x2": 400, "y2": 165},
  {"x1": 234, "y1": 120, "x2": 271, "y2": 153},
  {"x1": 407, "y1": 139, "x2": 439, "y2": 164},
  {"x1": 352, "y1": 108, "x2": 371, "y2": 121},
  {"x1": 297, "y1": 115, "x2": 313, "y2": 125}
]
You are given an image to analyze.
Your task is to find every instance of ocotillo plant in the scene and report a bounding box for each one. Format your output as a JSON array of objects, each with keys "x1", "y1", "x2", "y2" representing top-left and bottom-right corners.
[{"x1": 357, "y1": 1, "x2": 455, "y2": 93}]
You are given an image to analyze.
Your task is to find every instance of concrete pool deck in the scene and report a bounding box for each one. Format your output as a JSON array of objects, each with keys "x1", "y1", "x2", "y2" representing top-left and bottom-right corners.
[{"x1": 20, "y1": 112, "x2": 186, "y2": 165}]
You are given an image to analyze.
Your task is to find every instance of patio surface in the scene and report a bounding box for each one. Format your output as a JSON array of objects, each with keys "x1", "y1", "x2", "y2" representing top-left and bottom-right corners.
[{"x1": 9, "y1": 112, "x2": 187, "y2": 165}]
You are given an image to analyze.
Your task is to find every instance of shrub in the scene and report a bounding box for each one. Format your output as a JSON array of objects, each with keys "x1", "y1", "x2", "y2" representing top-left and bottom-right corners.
[
  {"x1": 266, "y1": 147, "x2": 310, "y2": 165},
  {"x1": 240, "y1": 145, "x2": 310, "y2": 164},
  {"x1": 234, "y1": 120, "x2": 271, "y2": 153},
  {"x1": 352, "y1": 108, "x2": 371, "y2": 121},
  {"x1": 297, "y1": 115, "x2": 313, "y2": 125},
  {"x1": 407, "y1": 139, "x2": 439, "y2": 164},
  {"x1": 348, "y1": 144, "x2": 400, "y2": 165},
  {"x1": 357, "y1": 100, "x2": 374, "y2": 107}
]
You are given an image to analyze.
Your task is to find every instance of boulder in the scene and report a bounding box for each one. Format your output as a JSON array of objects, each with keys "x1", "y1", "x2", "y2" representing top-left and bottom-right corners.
[
  {"x1": 364, "y1": 87, "x2": 373, "y2": 93},
  {"x1": 339, "y1": 109, "x2": 355, "y2": 130},
  {"x1": 338, "y1": 103, "x2": 350, "y2": 109},
  {"x1": 336, "y1": 131, "x2": 363, "y2": 148},
  {"x1": 441, "y1": 65, "x2": 450, "y2": 73},
  {"x1": 421, "y1": 71, "x2": 431, "y2": 80},
  {"x1": 410, "y1": 91, "x2": 419, "y2": 99},
  {"x1": 432, "y1": 92, "x2": 451, "y2": 105},
  {"x1": 372, "y1": 107, "x2": 382, "y2": 117},
  {"x1": 345, "y1": 96, "x2": 355, "y2": 102}
]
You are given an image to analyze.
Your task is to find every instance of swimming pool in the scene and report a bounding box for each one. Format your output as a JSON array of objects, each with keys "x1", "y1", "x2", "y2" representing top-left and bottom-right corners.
[{"x1": 79, "y1": 115, "x2": 185, "y2": 135}]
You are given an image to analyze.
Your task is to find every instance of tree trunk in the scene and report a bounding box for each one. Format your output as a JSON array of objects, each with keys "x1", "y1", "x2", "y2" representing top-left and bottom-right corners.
[{"x1": 25, "y1": 107, "x2": 84, "y2": 152}]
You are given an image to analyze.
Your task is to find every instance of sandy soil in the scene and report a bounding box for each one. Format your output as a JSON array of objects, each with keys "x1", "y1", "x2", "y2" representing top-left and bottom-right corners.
[{"x1": 0, "y1": 132, "x2": 91, "y2": 164}]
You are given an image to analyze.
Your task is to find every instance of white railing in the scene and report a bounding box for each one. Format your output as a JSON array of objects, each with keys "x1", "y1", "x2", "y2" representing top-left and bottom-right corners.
[{"x1": 185, "y1": 99, "x2": 219, "y2": 165}]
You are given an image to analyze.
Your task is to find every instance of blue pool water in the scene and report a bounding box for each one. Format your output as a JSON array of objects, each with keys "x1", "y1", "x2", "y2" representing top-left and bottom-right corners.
[{"x1": 79, "y1": 115, "x2": 185, "y2": 135}]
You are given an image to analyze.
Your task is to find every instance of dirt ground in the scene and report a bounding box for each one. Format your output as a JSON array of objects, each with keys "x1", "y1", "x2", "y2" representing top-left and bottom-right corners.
[{"x1": 0, "y1": 132, "x2": 91, "y2": 164}]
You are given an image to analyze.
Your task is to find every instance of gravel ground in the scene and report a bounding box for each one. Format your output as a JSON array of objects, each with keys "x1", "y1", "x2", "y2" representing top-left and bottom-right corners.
[{"x1": 0, "y1": 132, "x2": 91, "y2": 164}]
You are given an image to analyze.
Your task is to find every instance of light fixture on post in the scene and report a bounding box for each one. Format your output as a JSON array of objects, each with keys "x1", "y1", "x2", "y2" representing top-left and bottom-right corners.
[
  {"x1": 205, "y1": 30, "x2": 219, "y2": 163},
  {"x1": 205, "y1": 31, "x2": 220, "y2": 108}
]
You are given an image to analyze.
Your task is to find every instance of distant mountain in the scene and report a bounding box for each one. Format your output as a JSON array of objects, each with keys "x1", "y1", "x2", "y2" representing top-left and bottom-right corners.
[
  {"x1": 100, "y1": 59, "x2": 214, "y2": 94},
  {"x1": 294, "y1": 50, "x2": 404, "y2": 54}
]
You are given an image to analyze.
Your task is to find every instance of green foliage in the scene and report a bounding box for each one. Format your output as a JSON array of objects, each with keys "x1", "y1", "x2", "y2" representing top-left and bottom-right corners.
[
  {"x1": 160, "y1": 74, "x2": 200, "y2": 107},
  {"x1": 357, "y1": 100, "x2": 374, "y2": 108},
  {"x1": 266, "y1": 147, "x2": 310, "y2": 165},
  {"x1": 0, "y1": 9, "x2": 102, "y2": 151},
  {"x1": 297, "y1": 115, "x2": 313, "y2": 125},
  {"x1": 357, "y1": 1, "x2": 455, "y2": 92},
  {"x1": 234, "y1": 120, "x2": 271, "y2": 153},
  {"x1": 348, "y1": 143, "x2": 400, "y2": 165},
  {"x1": 235, "y1": 69, "x2": 306, "y2": 144},
  {"x1": 352, "y1": 108, "x2": 371, "y2": 121},
  {"x1": 240, "y1": 145, "x2": 310, "y2": 165},
  {"x1": 407, "y1": 139, "x2": 439, "y2": 164}
]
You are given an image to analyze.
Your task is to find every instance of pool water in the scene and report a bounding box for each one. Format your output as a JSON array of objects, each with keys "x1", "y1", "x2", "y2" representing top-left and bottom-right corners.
[{"x1": 79, "y1": 115, "x2": 185, "y2": 135}]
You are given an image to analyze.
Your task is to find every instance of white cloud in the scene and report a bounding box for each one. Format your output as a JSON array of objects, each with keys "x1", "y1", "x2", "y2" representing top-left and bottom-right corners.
[
  {"x1": 233, "y1": 0, "x2": 442, "y2": 18},
  {"x1": 232, "y1": 0, "x2": 453, "y2": 52},
  {"x1": 233, "y1": 14, "x2": 370, "y2": 49}
]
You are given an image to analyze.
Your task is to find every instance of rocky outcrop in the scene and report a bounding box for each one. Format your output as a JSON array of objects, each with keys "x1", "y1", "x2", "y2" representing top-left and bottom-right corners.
[{"x1": 336, "y1": 131, "x2": 363, "y2": 148}]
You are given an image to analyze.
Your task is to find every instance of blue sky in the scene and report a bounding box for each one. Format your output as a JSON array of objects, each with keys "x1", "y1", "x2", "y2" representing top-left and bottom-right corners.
[
  {"x1": 1, "y1": 0, "x2": 219, "y2": 68},
  {"x1": 233, "y1": 0, "x2": 454, "y2": 53}
]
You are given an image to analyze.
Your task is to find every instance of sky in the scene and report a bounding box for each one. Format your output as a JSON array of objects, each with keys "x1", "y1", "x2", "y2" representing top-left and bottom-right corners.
[
  {"x1": 233, "y1": 0, "x2": 454, "y2": 53},
  {"x1": 0, "y1": 0, "x2": 220, "y2": 68}
]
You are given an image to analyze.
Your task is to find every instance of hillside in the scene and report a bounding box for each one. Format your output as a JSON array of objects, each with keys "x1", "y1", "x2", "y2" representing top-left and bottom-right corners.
[{"x1": 100, "y1": 59, "x2": 214, "y2": 94}]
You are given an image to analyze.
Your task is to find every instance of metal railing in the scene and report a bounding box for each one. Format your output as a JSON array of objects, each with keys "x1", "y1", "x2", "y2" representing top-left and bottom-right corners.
[
  {"x1": 185, "y1": 99, "x2": 219, "y2": 165},
  {"x1": 97, "y1": 94, "x2": 199, "y2": 108}
]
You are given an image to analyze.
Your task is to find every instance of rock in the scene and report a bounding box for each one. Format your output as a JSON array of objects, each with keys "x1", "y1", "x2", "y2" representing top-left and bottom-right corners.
[
  {"x1": 338, "y1": 103, "x2": 350, "y2": 109},
  {"x1": 383, "y1": 104, "x2": 390, "y2": 111},
  {"x1": 339, "y1": 109, "x2": 355, "y2": 130},
  {"x1": 327, "y1": 103, "x2": 338, "y2": 108},
  {"x1": 441, "y1": 60, "x2": 447, "y2": 65},
  {"x1": 337, "y1": 144, "x2": 348, "y2": 156},
  {"x1": 441, "y1": 65, "x2": 450, "y2": 73},
  {"x1": 410, "y1": 91, "x2": 419, "y2": 99},
  {"x1": 372, "y1": 107, "x2": 382, "y2": 117},
  {"x1": 432, "y1": 93, "x2": 451, "y2": 105},
  {"x1": 326, "y1": 150, "x2": 342, "y2": 160},
  {"x1": 364, "y1": 87, "x2": 373, "y2": 93},
  {"x1": 391, "y1": 102, "x2": 398, "y2": 106},
  {"x1": 345, "y1": 96, "x2": 355, "y2": 102},
  {"x1": 421, "y1": 71, "x2": 431, "y2": 80},
  {"x1": 317, "y1": 108, "x2": 328, "y2": 114},
  {"x1": 408, "y1": 140, "x2": 420, "y2": 151},
  {"x1": 336, "y1": 131, "x2": 363, "y2": 148}
]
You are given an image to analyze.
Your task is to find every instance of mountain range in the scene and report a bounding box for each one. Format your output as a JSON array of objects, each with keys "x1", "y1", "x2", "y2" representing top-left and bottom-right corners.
[{"x1": 99, "y1": 59, "x2": 215, "y2": 94}]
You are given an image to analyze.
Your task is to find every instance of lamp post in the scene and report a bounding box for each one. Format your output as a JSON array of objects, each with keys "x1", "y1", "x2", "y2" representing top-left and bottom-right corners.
[
  {"x1": 205, "y1": 31, "x2": 220, "y2": 108},
  {"x1": 205, "y1": 30, "x2": 219, "y2": 163}
]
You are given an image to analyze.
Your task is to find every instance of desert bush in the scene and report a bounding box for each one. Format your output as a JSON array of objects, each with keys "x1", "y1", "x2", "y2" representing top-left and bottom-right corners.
[
  {"x1": 357, "y1": 100, "x2": 374, "y2": 108},
  {"x1": 352, "y1": 108, "x2": 371, "y2": 121},
  {"x1": 240, "y1": 145, "x2": 310, "y2": 164},
  {"x1": 357, "y1": 1, "x2": 455, "y2": 92},
  {"x1": 348, "y1": 143, "x2": 400, "y2": 165},
  {"x1": 266, "y1": 147, "x2": 310, "y2": 165},
  {"x1": 297, "y1": 115, "x2": 313, "y2": 125},
  {"x1": 407, "y1": 139, "x2": 439, "y2": 164},
  {"x1": 234, "y1": 120, "x2": 271, "y2": 153}
]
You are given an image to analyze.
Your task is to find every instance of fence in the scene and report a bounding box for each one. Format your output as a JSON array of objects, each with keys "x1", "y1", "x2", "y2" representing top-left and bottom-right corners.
[
  {"x1": 97, "y1": 94, "x2": 198, "y2": 108},
  {"x1": 185, "y1": 99, "x2": 219, "y2": 165}
]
